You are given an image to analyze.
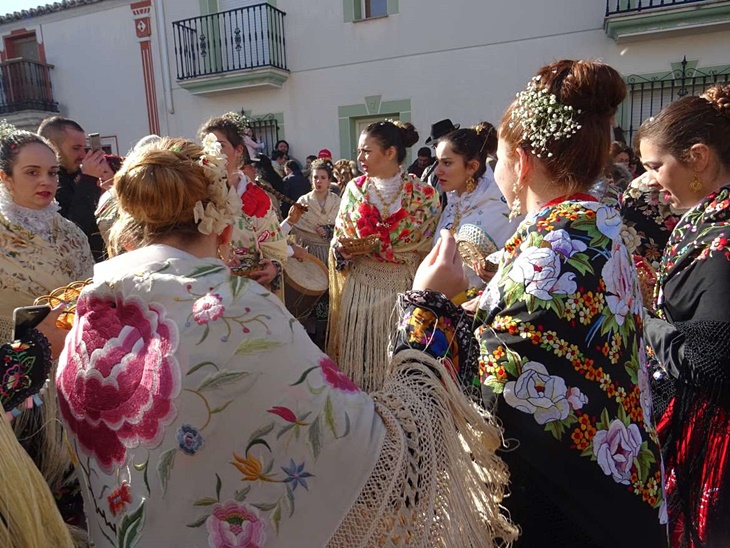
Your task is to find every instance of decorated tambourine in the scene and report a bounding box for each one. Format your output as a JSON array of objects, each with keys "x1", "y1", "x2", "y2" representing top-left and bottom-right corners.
[
  {"x1": 34, "y1": 279, "x2": 92, "y2": 330},
  {"x1": 455, "y1": 224, "x2": 499, "y2": 273}
]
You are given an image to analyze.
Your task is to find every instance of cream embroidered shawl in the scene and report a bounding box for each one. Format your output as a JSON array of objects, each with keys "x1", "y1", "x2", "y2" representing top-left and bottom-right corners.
[
  {"x1": 56, "y1": 244, "x2": 515, "y2": 547},
  {"x1": 292, "y1": 191, "x2": 341, "y2": 236}
]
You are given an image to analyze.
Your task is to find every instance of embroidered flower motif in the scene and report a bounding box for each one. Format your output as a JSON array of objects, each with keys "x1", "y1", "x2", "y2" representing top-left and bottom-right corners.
[
  {"x1": 566, "y1": 386, "x2": 588, "y2": 410},
  {"x1": 241, "y1": 184, "x2": 271, "y2": 218},
  {"x1": 231, "y1": 452, "x2": 277, "y2": 482},
  {"x1": 543, "y1": 229, "x2": 587, "y2": 258},
  {"x1": 1, "y1": 363, "x2": 30, "y2": 396},
  {"x1": 594, "y1": 205, "x2": 623, "y2": 242},
  {"x1": 593, "y1": 419, "x2": 642, "y2": 485},
  {"x1": 56, "y1": 291, "x2": 181, "y2": 474},
  {"x1": 107, "y1": 482, "x2": 132, "y2": 517},
  {"x1": 602, "y1": 244, "x2": 640, "y2": 326},
  {"x1": 318, "y1": 357, "x2": 359, "y2": 393},
  {"x1": 206, "y1": 500, "x2": 267, "y2": 548},
  {"x1": 192, "y1": 293, "x2": 225, "y2": 325},
  {"x1": 503, "y1": 362, "x2": 571, "y2": 424},
  {"x1": 176, "y1": 424, "x2": 204, "y2": 455},
  {"x1": 267, "y1": 406, "x2": 310, "y2": 425},
  {"x1": 508, "y1": 245, "x2": 577, "y2": 301},
  {"x1": 281, "y1": 459, "x2": 314, "y2": 491}
]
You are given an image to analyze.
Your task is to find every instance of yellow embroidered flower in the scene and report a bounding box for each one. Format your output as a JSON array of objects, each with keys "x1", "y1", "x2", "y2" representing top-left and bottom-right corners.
[{"x1": 231, "y1": 452, "x2": 277, "y2": 482}]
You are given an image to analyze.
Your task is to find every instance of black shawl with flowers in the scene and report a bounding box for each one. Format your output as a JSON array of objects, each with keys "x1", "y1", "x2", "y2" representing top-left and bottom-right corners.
[{"x1": 645, "y1": 182, "x2": 730, "y2": 547}]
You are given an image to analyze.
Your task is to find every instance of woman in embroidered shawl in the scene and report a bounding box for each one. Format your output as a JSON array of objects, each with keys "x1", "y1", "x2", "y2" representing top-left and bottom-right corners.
[
  {"x1": 283, "y1": 158, "x2": 341, "y2": 264},
  {"x1": 400, "y1": 61, "x2": 666, "y2": 546},
  {"x1": 433, "y1": 123, "x2": 520, "y2": 289},
  {"x1": 635, "y1": 83, "x2": 730, "y2": 547},
  {"x1": 0, "y1": 130, "x2": 92, "y2": 545},
  {"x1": 55, "y1": 136, "x2": 515, "y2": 547},
  {"x1": 328, "y1": 121, "x2": 441, "y2": 392},
  {"x1": 200, "y1": 113, "x2": 288, "y2": 292}
]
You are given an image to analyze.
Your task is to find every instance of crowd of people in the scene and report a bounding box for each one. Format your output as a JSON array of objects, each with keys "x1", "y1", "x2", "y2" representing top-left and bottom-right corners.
[{"x1": 0, "y1": 58, "x2": 729, "y2": 547}]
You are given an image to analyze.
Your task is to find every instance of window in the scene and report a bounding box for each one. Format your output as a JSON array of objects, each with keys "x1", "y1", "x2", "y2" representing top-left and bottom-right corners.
[{"x1": 363, "y1": 0, "x2": 387, "y2": 18}]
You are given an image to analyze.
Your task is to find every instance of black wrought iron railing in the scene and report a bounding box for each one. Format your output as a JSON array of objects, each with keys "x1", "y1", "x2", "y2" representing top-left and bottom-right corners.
[
  {"x1": 606, "y1": 0, "x2": 709, "y2": 16},
  {"x1": 0, "y1": 59, "x2": 58, "y2": 114},
  {"x1": 621, "y1": 58, "x2": 730, "y2": 143},
  {"x1": 173, "y1": 3, "x2": 287, "y2": 80}
]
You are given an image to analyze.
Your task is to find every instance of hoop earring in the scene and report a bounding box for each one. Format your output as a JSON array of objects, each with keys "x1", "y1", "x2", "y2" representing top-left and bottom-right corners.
[
  {"x1": 465, "y1": 176, "x2": 476, "y2": 193},
  {"x1": 217, "y1": 245, "x2": 228, "y2": 262},
  {"x1": 508, "y1": 182, "x2": 523, "y2": 222},
  {"x1": 689, "y1": 174, "x2": 703, "y2": 193}
]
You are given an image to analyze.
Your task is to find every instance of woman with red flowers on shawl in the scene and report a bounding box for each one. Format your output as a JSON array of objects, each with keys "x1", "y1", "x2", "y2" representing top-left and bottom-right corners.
[
  {"x1": 328, "y1": 121, "x2": 441, "y2": 392},
  {"x1": 200, "y1": 113, "x2": 287, "y2": 292}
]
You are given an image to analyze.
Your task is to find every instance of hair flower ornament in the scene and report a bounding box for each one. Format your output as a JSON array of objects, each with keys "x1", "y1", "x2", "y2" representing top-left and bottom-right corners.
[
  {"x1": 193, "y1": 133, "x2": 240, "y2": 235},
  {"x1": 509, "y1": 75, "x2": 582, "y2": 159}
]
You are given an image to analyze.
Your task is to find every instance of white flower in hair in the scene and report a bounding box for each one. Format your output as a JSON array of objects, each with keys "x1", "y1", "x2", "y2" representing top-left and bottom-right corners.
[
  {"x1": 193, "y1": 133, "x2": 240, "y2": 235},
  {"x1": 511, "y1": 76, "x2": 582, "y2": 159}
]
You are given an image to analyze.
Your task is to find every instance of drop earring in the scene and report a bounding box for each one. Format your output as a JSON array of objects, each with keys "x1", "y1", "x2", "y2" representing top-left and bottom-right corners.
[
  {"x1": 509, "y1": 181, "x2": 523, "y2": 222},
  {"x1": 689, "y1": 174, "x2": 703, "y2": 193},
  {"x1": 465, "y1": 176, "x2": 476, "y2": 193}
]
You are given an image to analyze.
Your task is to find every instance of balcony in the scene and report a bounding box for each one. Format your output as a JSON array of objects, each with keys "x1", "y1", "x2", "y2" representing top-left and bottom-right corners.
[
  {"x1": 604, "y1": 0, "x2": 730, "y2": 42},
  {"x1": 172, "y1": 3, "x2": 288, "y2": 95}
]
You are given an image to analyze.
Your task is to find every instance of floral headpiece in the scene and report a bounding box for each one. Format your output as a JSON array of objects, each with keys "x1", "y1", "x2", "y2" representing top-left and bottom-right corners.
[
  {"x1": 509, "y1": 75, "x2": 582, "y2": 159},
  {"x1": 193, "y1": 133, "x2": 240, "y2": 235}
]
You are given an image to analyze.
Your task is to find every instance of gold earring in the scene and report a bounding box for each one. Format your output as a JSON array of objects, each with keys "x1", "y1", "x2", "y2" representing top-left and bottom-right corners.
[
  {"x1": 509, "y1": 181, "x2": 523, "y2": 222},
  {"x1": 465, "y1": 176, "x2": 476, "y2": 193},
  {"x1": 689, "y1": 174, "x2": 703, "y2": 193}
]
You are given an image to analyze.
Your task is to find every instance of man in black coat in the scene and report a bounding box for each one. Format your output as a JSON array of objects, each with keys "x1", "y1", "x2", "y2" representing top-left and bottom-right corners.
[
  {"x1": 282, "y1": 159, "x2": 310, "y2": 217},
  {"x1": 38, "y1": 116, "x2": 106, "y2": 261}
]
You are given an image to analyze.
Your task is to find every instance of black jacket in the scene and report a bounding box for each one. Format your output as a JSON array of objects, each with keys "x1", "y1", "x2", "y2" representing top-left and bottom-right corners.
[{"x1": 56, "y1": 167, "x2": 104, "y2": 262}]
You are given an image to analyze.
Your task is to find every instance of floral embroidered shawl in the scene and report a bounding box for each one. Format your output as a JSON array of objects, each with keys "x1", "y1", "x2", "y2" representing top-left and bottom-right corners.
[
  {"x1": 56, "y1": 244, "x2": 516, "y2": 547},
  {"x1": 476, "y1": 199, "x2": 665, "y2": 546},
  {"x1": 0, "y1": 212, "x2": 93, "y2": 340},
  {"x1": 334, "y1": 174, "x2": 441, "y2": 263},
  {"x1": 292, "y1": 190, "x2": 341, "y2": 236}
]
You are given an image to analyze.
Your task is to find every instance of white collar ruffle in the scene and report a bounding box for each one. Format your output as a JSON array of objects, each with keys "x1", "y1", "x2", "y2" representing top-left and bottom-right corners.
[{"x1": 0, "y1": 183, "x2": 60, "y2": 240}]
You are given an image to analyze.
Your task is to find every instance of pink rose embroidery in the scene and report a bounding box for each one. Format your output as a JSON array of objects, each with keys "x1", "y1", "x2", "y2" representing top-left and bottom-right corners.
[
  {"x1": 57, "y1": 291, "x2": 181, "y2": 474},
  {"x1": 319, "y1": 357, "x2": 359, "y2": 393},
  {"x1": 192, "y1": 293, "x2": 225, "y2": 325},
  {"x1": 206, "y1": 500, "x2": 267, "y2": 548},
  {"x1": 593, "y1": 419, "x2": 642, "y2": 485}
]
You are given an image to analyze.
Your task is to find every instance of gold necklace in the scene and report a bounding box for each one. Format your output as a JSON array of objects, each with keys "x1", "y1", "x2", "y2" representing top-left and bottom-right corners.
[{"x1": 367, "y1": 173, "x2": 405, "y2": 214}]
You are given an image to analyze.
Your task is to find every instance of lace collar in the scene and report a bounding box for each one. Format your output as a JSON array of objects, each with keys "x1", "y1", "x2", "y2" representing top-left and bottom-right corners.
[{"x1": 0, "y1": 183, "x2": 61, "y2": 240}]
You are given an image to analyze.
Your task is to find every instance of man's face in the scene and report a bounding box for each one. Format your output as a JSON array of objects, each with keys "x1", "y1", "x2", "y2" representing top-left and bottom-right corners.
[
  {"x1": 56, "y1": 128, "x2": 87, "y2": 171},
  {"x1": 417, "y1": 155, "x2": 431, "y2": 167},
  {"x1": 276, "y1": 142, "x2": 288, "y2": 154}
]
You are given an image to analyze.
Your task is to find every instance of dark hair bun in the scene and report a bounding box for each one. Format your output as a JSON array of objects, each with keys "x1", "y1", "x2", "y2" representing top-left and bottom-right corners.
[
  {"x1": 703, "y1": 84, "x2": 730, "y2": 120},
  {"x1": 536, "y1": 60, "x2": 626, "y2": 118},
  {"x1": 474, "y1": 121, "x2": 498, "y2": 155},
  {"x1": 397, "y1": 122, "x2": 419, "y2": 148}
]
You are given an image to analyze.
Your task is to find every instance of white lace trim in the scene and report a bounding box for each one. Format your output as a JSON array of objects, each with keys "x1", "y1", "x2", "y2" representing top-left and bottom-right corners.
[
  {"x1": 0, "y1": 182, "x2": 60, "y2": 240},
  {"x1": 368, "y1": 169, "x2": 404, "y2": 217}
]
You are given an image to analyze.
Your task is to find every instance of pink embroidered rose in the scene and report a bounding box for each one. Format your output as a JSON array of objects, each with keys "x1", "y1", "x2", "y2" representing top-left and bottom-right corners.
[
  {"x1": 593, "y1": 419, "x2": 642, "y2": 485},
  {"x1": 319, "y1": 357, "x2": 359, "y2": 393},
  {"x1": 503, "y1": 362, "x2": 571, "y2": 425},
  {"x1": 57, "y1": 291, "x2": 181, "y2": 474},
  {"x1": 193, "y1": 293, "x2": 225, "y2": 325},
  {"x1": 206, "y1": 500, "x2": 267, "y2": 548}
]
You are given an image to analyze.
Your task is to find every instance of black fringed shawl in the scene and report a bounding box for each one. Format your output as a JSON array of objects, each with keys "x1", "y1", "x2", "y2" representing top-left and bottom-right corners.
[{"x1": 646, "y1": 183, "x2": 730, "y2": 547}]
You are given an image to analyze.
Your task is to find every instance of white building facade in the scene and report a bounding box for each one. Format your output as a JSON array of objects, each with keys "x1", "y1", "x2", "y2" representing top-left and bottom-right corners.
[{"x1": 1, "y1": 0, "x2": 728, "y2": 160}]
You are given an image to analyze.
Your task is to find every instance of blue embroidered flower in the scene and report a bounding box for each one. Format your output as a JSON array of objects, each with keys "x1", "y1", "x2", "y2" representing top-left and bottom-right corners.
[
  {"x1": 281, "y1": 459, "x2": 313, "y2": 491},
  {"x1": 176, "y1": 424, "x2": 203, "y2": 455}
]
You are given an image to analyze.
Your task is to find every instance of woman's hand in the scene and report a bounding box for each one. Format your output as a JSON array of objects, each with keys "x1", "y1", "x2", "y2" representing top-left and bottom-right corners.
[
  {"x1": 461, "y1": 295, "x2": 480, "y2": 313},
  {"x1": 286, "y1": 204, "x2": 305, "y2": 225},
  {"x1": 335, "y1": 243, "x2": 354, "y2": 262},
  {"x1": 472, "y1": 260, "x2": 496, "y2": 284},
  {"x1": 316, "y1": 226, "x2": 327, "y2": 238},
  {"x1": 291, "y1": 244, "x2": 308, "y2": 261},
  {"x1": 412, "y1": 230, "x2": 468, "y2": 300},
  {"x1": 35, "y1": 305, "x2": 69, "y2": 360},
  {"x1": 249, "y1": 259, "x2": 278, "y2": 286}
]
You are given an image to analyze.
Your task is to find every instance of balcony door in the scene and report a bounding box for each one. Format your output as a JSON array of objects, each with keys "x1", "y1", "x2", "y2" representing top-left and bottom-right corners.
[
  {"x1": 215, "y1": 0, "x2": 272, "y2": 69},
  {"x1": 1, "y1": 31, "x2": 51, "y2": 112}
]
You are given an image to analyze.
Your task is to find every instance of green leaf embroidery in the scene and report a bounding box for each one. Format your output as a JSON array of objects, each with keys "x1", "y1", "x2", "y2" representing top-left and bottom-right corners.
[
  {"x1": 118, "y1": 500, "x2": 145, "y2": 548},
  {"x1": 235, "y1": 339, "x2": 282, "y2": 355},
  {"x1": 197, "y1": 323, "x2": 211, "y2": 345},
  {"x1": 340, "y1": 412, "x2": 351, "y2": 439},
  {"x1": 229, "y1": 275, "x2": 249, "y2": 299},
  {"x1": 186, "y1": 513, "x2": 210, "y2": 528},
  {"x1": 324, "y1": 396, "x2": 337, "y2": 438},
  {"x1": 247, "y1": 423, "x2": 275, "y2": 446},
  {"x1": 157, "y1": 448, "x2": 177, "y2": 496},
  {"x1": 211, "y1": 400, "x2": 235, "y2": 414},
  {"x1": 252, "y1": 501, "x2": 278, "y2": 512},
  {"x1": 188, "y1": 264, "x2": 227, "y2": 278},
  {"x1": 308, "y1": 415, "x2": 322, "y2": 459},
  {"x1": 286, "y1": 486, "x2": 295, "y2": 517},
  {"x1": 567, "y1": 253, "x2": 594, "y2": 276},
  {"x1": 197, "y1": 370, "x2": 250, "y2": 392},
  {"x1": 597, "y1": 409, "x2": 611, "y2": 432},
  {"x1": 580, "y1": 443, "x2": 594, "y2": 458},
  {"x1": 187, "y1": 361, "x2": 219, "y2": 376},
  {"x1": 291, "y1": 366, "x2": 318, "y2": 386},
  {"x1": 215, "y1": 474, "x2": 222, "y2": 501},
  {"x1": 276, "y1": 423, "x2": 297, "y2": 440},
  {"x1": 271, "y1": 503, "x2": 282, "y2": 533},
  {"x1": 193, "y1": 497, "x2": 218, "y2": 506},
  {"x1": 234, "y1": 486, "x2": 251, "y2": 501}
]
